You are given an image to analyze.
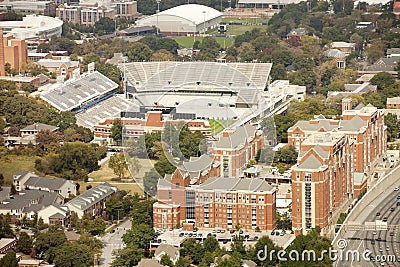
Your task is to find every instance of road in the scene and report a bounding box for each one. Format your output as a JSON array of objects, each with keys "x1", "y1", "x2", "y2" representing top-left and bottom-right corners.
[
  {"x1": 334, "y1": 184, "x2": 400, "y2": 267},
  {"x1": 99, "y1": 220, "x2": 132, "y2": 267}
]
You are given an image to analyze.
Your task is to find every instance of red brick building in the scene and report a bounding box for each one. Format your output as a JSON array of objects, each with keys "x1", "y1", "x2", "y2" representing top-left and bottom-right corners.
[
  {"x1": 211, "y1": 125, "x2": 262, "y2": 178},
  {"x1": 288, "y1": 99, "x2": 386, "y2": 235},
  {"x1": 93, "y1": 111, "x2": 212, "y2": 144}
]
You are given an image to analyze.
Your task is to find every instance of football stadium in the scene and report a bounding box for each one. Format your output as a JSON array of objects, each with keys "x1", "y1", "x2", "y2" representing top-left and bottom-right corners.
[
  {"x1": 40, "y1": 61, "x2": 286, "y2": 130},
  {"x1": 121, "y1": 61, "x2": 272, "y2": 121}
]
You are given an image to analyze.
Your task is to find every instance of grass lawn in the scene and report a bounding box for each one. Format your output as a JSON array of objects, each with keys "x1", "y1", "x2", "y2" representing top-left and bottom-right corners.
[
  {"x1": 0, "y1": 155, "x2": 37, "y2": 184},
  {"x1": 209, "y1": 119, "x2": 225, "y2": 135},
  {"x1": 79, "y1": 181, "x2": 144, "y2": 196},
  {"x1": 222, "y1": 17, "x2": 270, "y2": 24},
  {"x1": 173, "y1": 36, "x2": 234, "y2": 49},
  {"x1": 208, "y1": 25, "x2": 267, "y2": 36}
]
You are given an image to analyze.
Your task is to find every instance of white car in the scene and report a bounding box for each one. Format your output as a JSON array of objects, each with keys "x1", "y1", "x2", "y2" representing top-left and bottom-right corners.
[{"x1": 394, "y1": 186, "x2": 399, "y2": 191}]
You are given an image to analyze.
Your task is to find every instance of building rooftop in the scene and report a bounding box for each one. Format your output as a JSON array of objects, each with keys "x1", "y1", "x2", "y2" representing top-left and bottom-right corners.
[
  {"x1": 331, "y1": 42, "x2": 355, "y2": 49},
  {"x1": 288, "y1": 119, "x2": 338, "y2": 132},
  {"x1": 296, "y1": 154, "x2": 324, "y2": 170},
  {"x1": 24, "y1": 176, "x2": 71, "y2": 191},
  {"x1": 387, "y1": 97, "x2": 400, "y2": 105},
  {"x1": 179, "y1": 154, "x2": 214, "y2": 173},
  {"x1": 338, "y1": 115, "x2": 368, "y2": 132},
  {"x1": 146, "y1": 4, "x2": 222, "y2": 25},
  {"x1": 0, "y1": 238, "x2": 15, "y2": 249},
  {"x1": 198, "y1": 177, "x2": 273, "y2": 192},
  {"x1": 40, "y1": 71, "x2": 118, "y2": 112},
  {"x1": 20, "y1": 123, "x2": 58, "y2": 132},
  {"x1": 214, "y1": 124, "x2": 256, "y2": 149},
  {"x1": 66, "y1": 182, "x2": 118, "y2": 211},
  {"x1": 154, "y1": 244, "x2": 179, "y2": 259},
  {"x1": 302, "y1": 132, "x2": 345, "y2": 146}
]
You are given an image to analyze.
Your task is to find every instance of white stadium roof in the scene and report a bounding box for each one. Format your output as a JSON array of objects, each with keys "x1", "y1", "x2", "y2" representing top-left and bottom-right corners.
[
  {"x1": 120, "y1": 62, "x2": 272, "y2": 119},
  {"x1": 75, "y1": 94, "x2": 138, "y2": 130},
  {"x1": 155, "y1": 4, "x2": 222, "y2": 24},
  {"x1": 40, "y1": 71, "x2": 118, "y2": 112}
]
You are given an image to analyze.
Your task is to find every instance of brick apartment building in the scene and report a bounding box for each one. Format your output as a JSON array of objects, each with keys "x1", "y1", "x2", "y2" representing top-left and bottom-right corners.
[
  {"x1": 288, "y1": 99, "x2": 386, "y2": 235},
  {"x1": 93, "y1": 111, "x2": 212, "y2": 143},
  {"x1": 211, "y1": 124, "x2": 262, "y2": 178},
  {"x1": 153, "y1": 164, "x2": 276, "y2": 231},
  {"x1": 153, "y1": 125, "x2": 276, "y2": 231}
]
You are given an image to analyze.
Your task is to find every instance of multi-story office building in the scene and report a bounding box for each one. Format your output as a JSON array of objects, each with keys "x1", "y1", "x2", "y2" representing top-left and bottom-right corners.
[
  {"x1": 56, "y1": 1, "x2": 139, "y2": 26},
  {"x1": 56, "y1": 4, "x2": 115, "y2": 26},
  {"x1": 288, "y1": 99, "x2": 386, "y2": 235}
]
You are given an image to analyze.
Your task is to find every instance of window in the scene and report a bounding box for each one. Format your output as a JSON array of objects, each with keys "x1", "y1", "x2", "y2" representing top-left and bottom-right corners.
[{"x1": 305, "y1": 173, "x2": 311, "y2": 182}]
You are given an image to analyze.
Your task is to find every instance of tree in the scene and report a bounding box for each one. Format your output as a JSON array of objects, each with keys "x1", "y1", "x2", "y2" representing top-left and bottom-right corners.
[
  {"x1": 53, "y1": 243, "x2": 92, "y2": 267},
  {"x1": 0, "y1": 251, "x2": 18, "y2": 267},
  {"x1": 122, "y1": 223, "x2": 154, "y2": 249},
  {"x1": 203, "y1": 236, "x2": 219, "y2": 253},
  {"x1": 333, "y1": 0, "x2": 354, "y2": 15},
  {"x1": 34, "y1": 227, "x2": 68, "y2": 261},
  {"x1": 230, "y1": 235, "x2": 246, "y2": 257},
  {"x1": 174, "y1": 256, "x2": 191, "y2": 267},
  {"x1": 385, "y1": 113, "x2": 399, "y2": 142},
  {"x1": 110, "y1": 118, "x2": 123, "y2": 145},
  {"x1": 280, "y1": 227, "x2": 333, "y2": 267},
  {"x1": 143, "y1": 168, "x2": 161, "y2": 197},
  {"x1": 94, "y1": 17, "x2": 115, "y2": 35},
  {"x1": 125, "y1": 42, "x2": 152, "y2": 61},
  {"x1": 37, "y1": 42, "x2": 51, "y2": 53},
  {"x1": 109, "y1": 153, "x2": 128, "y2": 179},
  {"x1": 250, "y1": 236, "x2": 281, "y2": 266},
  {"x1": 17, "y1": 232, "x2": 33, "y2": 254},
  {"x1": 111, "y1": 246, "x2": 144, "y2": 267},
  {"x1": 77, "y1": 233, "x2": 104, "y2": 255},
  {"x1": 274, "y1": 145, "x2": 298, "y2": 164},
  {"x1": 180, "y1": 238, "x2": 204, "y2": 264},
  {"x1": 371, "y1": 72, "x2": 396, "y2": 91},
  {"x1": 150, "y1": 49, "x2": 176, "y2": 61},
  {"x1": 160, "y1": 254, "x2": 174, "y2": 267}
]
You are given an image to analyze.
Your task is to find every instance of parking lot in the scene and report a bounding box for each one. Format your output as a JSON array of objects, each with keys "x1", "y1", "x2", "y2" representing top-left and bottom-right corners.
[{"x1": 151, "y1": 228, "x2": 295, "y2": 249}]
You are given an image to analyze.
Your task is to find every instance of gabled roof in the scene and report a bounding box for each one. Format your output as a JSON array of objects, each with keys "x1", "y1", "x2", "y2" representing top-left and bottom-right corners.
[
  {"x1": 179, "y1": 154, "x2": 213, "y2": 173},
  {"x1": 137, "y1": 259, "x2": 163, "y2": 267},
  {"x1": 25, "y1": 176, "x2": 71, "y2": 191},
  {"x1": 325, "y1": 49, "x2": 347, "y2": 59},
  {"x1": 49, "y1": 212, "x2": 66, "y2": 219},
  {"x1": 66, "y1": 182, "x2": 118, "y2": 211},
  {"x1": 288, "y1": 119, "x2": 338, "y2": 132},
  {"x1": 338, "y1": 115, "x2": 368, "y2": 132},
  {"x1": 154, "y1": 244, "x2": 179, "y2": 259},
  {"x1": 214, "y1": 124, "x2": 256, "y2": 149},
  {"x1": 312, "y1": 145, "x2": 330, "y2": 159},
  {"x1": 20, "y1": 123, "x2": 58, "y2": 132},
  {"x1": 297, "y1": 154, "x2": 323, "y2": 170}
]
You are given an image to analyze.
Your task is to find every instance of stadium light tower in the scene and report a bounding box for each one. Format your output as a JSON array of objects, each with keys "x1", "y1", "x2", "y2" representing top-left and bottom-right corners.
[
  {"x1": 156, "y1": 0, "x2": 161, "y2": 35},
  {"x1": 202, "y1": 10, "x2": 206, "y2": 33}
]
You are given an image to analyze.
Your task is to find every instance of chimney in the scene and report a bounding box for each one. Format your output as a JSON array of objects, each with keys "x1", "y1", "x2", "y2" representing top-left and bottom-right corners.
[{"x1": 0, "y1": 28, "x2": 5, "y2": 76}]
